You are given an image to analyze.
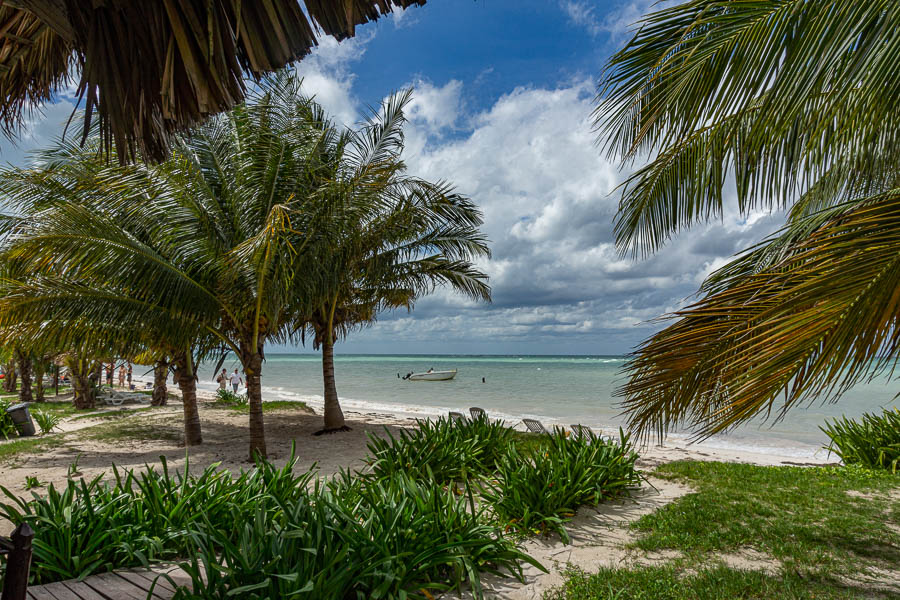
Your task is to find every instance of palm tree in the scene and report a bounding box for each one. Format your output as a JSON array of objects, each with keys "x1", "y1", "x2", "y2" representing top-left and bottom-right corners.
[
  {"x1": 595, "y1": 0, "x2": 900, "y2": 439},
  {"x1": 0, "y1": 73, "x2": 335, "y2": 458},
  {"x1": 301, "y1": 92, "x2": 492, "y2": 433}
]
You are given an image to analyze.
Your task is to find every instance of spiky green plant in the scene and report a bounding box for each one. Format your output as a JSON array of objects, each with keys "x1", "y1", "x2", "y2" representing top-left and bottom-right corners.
[
  {"x1": 365, "y1": 415, "x2": 515, "y2": 483},
  {"x1": 597, "y1": 0, "x2": 900, "y2": 439},
  {"x1": 0, "y1": 397, "x2": 15, "y2": 439},
  {"x1": 31, "y1": 409, "x2": 61, "y2": 434},
  {"x1": 481, "y1": 429, "x2": 641, "y2": 542},
  {"x1": 214, "y1": 388, "x2": 247, "y2": 407},
  {"x1": 821, "y1": 408, "x2": 900, "y2": 472},
  {"x1": 169, "y1": 472, "x2": 540, "y2": 600}
]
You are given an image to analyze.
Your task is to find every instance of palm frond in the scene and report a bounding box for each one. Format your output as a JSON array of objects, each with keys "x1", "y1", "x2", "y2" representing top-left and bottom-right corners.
[{"x1": 620, "y1": 189, "x2": 900, "y2": 439}]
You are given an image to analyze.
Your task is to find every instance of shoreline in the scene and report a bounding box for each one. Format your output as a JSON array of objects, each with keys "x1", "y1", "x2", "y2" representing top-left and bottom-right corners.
[{"x1": 172, "y1": 375, "x2": 838, "y2": 468}]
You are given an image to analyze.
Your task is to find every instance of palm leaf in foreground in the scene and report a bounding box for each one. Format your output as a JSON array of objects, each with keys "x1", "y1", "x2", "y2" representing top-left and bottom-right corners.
[{"x1": 620, "y1": 192, "x2": 900, "y2": 439}]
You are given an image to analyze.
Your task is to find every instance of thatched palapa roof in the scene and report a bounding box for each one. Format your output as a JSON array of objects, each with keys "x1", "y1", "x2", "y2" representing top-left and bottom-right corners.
[{"x1": 0, "y1": 0, "x2": 427, "y2": 162}]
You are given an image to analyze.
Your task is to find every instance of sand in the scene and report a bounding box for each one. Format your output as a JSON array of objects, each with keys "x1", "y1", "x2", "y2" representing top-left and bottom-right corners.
[{"x1": 0, "y1": 391, "x2": 870, "y2": 599}]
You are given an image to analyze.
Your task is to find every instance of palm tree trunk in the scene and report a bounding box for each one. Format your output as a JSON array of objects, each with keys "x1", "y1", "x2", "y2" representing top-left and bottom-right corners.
[
  {"x1": 319, "y1": 338, "x2": 349, "y2": 433},
  {"x1": 33, "y1": 360, "x2": 45, "y2": 402},
  {"x1": 69, "y1": 358, "x2": 95, "y2": 409},
  {"x1": 15, "y1": 351, "x2": 32, "y2": 404},
  {"x1": 243, "y1": 347, "x2": 266, "y2": 460},
  {"x1": 152, "y1": 360, "x2": 168, "y2": 406},
  {"x1": 173, "y1": 355, "x2": 202, "y2": 446},
  {"x1": 3, "y1": 360, "x2": 17, "y2": 393}
]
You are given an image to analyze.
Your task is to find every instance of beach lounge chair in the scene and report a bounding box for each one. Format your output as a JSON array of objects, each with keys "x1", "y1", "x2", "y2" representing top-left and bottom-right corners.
[
  {"x1": 102, "y1": 393, "x2": 125, "y2": 407},
  {"x1": 570, "y1": 424, "x2": 593, "y2": 440},
  {"x1": 448, "y1": 411, "x2": 467, "y2": 423},
  {"x1": 469, "y1": 407, "x2": 486, "y2": 421},
  {"x1": 522, "y1": 418, "x2": 550, "y2": 434}
]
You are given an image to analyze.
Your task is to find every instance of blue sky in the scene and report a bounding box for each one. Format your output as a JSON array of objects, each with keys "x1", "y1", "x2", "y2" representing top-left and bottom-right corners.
[{"x1": 0, "y1": 1, "x2": 783, "y2": 355}]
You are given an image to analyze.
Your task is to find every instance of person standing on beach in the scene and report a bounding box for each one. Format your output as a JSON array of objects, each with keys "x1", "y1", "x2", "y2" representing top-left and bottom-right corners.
[
  {"x1": 126, "y1": 363, "x2": 132, "y2": 389},
  {"x1": 216, "y1": 369, "x2": 227, "y2": 390},
  {"x1": 117, "y1": 365, "x2": 126, "y2": 387},
  {"x1": 106, "y1": 363, "x2": 113, "y2": 387},
  {"x1": 229, "y1": 368, "x2": 243, "y2": 393}
]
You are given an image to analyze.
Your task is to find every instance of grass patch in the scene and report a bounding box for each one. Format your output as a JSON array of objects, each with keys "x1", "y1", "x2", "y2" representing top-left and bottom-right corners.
[
  {"x1": 544, "y1": 565, "x2": 863, "y2": 600},
  {"x1": 0, "y1": 436, "x2": 64, "y2": 462},
  {"x1": 69, "y1": 407, "x2": 154, "y2": 422},
  {"x1": 631, "y1": 461, "x2": 900, "y2": 576},
  {"x1": 209, "y1": 399, "x2": 312, "y2": 413},
  {"x1": 79, "y1": 420, "x2": 182, "y2": 444},
  {"x1": 25, "y1": 401, "x2": 80, "y2": 417}
]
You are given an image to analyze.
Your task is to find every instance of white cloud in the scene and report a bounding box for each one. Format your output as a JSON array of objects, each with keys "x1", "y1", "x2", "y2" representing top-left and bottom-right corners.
[
  {"x1": 560, "y1": 1, "x2": 603, "y2": 37},
  {"x1": 294, "y1": 36, "x2": 370, "y2": 127}
]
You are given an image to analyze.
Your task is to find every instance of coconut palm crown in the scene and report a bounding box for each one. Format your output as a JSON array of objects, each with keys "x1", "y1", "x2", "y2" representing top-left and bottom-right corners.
[
  {"x1": 298, "y1": 90, "x2": 491, "y2": 433},
  {"x1": 0, "y1": 73, "x2": 332, "y2": 458},
  {"x1": 595, "y1": 0, "x2": 900, "y2": 440}
]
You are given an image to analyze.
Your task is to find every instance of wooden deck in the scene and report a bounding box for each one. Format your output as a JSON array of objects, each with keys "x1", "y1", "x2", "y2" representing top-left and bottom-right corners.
[{"x1": 26, "y1": 566, "x2": 194, "y2": 600}]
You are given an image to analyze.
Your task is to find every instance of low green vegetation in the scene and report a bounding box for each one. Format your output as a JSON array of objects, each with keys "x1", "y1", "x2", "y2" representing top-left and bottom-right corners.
[
  {"x1": 213, "y1": 388, "x2": 247, "y2": 407},
  {"x1": 81, "y1": 420, "x2": 182, "y2": 444},
  {"x1": 0, "y1": 436, "x2": 63, "y2": 462},
  {"x1": 0, "y1": 397, "x2": 16, "y2": 439},
  {"x1": 632, "y1": 461, "x2": 899, "y2": 575},
  {"x1": 545, "y1": 565, "x2": 862, "y2": 600},
  {"x1": 69, "y1": 407, "x2": 153, "y2": 422},
  {"x1": 31, "y1": 409, "x2": 61, "y2": 434},
  {"x1": 548, "y1": 460, "x2": 899, "y2": 599},
  {"x1": 484, "y1": 429, "x2": 640, "y2": 541},
  {"x1": 211, "y1": 389, "x2": 311, "y2": 414},
  {"x1": 822, "y1": 408, "x2": 900, "y2": 472},
  {"x1": 0, "y1": 418, "x2": 639, "y2": 597},
  {"x1": 366, "y1": 415, "x2": 515, "y2": 482},
  {"x1": 0, "y1": 450, "x2": 537, "y2": 598}
]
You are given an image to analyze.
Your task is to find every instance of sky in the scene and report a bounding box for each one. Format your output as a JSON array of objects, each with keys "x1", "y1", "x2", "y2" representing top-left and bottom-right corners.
[{"x1": 0, "y1": 0, "x2": 784, "y2": 356}]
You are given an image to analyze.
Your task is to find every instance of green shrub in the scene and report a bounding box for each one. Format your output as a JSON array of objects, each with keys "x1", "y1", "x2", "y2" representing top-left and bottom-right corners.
[
  {"x1": 365, "y1": 415, "x2": 514, "y2": 483},
  {"x1": 820, "y1": 408, "x2": 900, "y2": 472},
  {"x1": 32, "y1": 409, "x2": 61, "y2": 434},
  {"x1": 0, "y1": 447, "x2": 539, "y2": 597},
  {"x1": 481, "y1": 429, "x2": 641, "y2": 542},
  {"x1": 214, "y1": 387, "x2": 247, "y2": 406},
  {"x1": 0, "y1": 451, "x2": 313, "y2": 584},
  {"x1": 0, "y1": 398, "x2": 16, "y2": 439},
  {"x1": 170, "y1": 472, "x2": 541, "y2": 600}
]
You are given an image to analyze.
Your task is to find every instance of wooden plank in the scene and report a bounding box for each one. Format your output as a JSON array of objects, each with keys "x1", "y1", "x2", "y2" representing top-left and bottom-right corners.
[
  {"x1": 149, "y1": 564, "x2": 201, "y2": 587},
  {"x1": 58, "y1": 580, "x2": 106, "y2": 600},
  {"x1": 82, "y1": 572, "x2": 147, "y2": 600},
  {"x1": 124, "y1": 569, "x2": 177, "y2": 594},
  {"x1": 29, "y1": 581, "x2": 83, "y2": 600},
  {"x1": 25, "y1": 587, "x2": 57, "y2": 600},
  {"x1": 113, "y1": 571, "x2": 171, "y2": 600}
]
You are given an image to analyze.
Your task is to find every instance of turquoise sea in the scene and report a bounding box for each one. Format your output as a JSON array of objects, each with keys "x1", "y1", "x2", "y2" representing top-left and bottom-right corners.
[{"x1": 192, "y1": 354, "x2": 898, "y2": 459}]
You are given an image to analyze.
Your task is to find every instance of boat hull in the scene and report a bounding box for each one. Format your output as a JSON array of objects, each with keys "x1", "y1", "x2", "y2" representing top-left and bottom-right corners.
[{"x1": 407, "y1": 370, "x2": 457, "y2": 381}]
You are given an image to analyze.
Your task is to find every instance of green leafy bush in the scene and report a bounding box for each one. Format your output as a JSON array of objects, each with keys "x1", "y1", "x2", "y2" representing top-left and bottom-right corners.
[
  {"x1": 32, "y1": 409, "x2": 61, "y2": 434},
  {"x1": 821, "y1": 408, "x2": 900, "y2": 472},
  {"x1": 0, "y1": 452, "x2": 313, "y2": 584},
  {"x1": 0, "y1": 448, "x2": 538, "y2": 597},
  {"x1": 214, "y1": 387, "x2": 247, "y2": 406},
  {"x1": 0, "y1": 398, "x2": 16, "y2": 439},
  {"x1": 170, "y1": 472, "x2": 540, "y2": 600},
  {"x1": 366, "y1": 415, "x2": 514, "y2": 483},
  {"x1": 481, "y1": 429, "x2": 641, "y2": 541}
]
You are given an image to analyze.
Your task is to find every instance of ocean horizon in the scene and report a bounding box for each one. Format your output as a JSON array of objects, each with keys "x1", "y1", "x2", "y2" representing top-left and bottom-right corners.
[{"x1": 187, "y1": 353, "x2": 899, "y2": 461}]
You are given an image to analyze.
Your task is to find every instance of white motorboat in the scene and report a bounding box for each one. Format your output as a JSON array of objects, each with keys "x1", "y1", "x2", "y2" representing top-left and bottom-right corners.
[{"x1": 404, "y1": 369, "x2": 458, "y2": 381}]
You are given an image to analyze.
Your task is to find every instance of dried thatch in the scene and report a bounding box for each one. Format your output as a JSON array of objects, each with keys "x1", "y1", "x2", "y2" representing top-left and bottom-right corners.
[{"x1": 0, "y1": 0, "x2": 427, "y2": 162}]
